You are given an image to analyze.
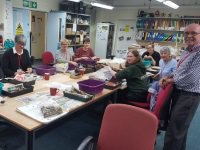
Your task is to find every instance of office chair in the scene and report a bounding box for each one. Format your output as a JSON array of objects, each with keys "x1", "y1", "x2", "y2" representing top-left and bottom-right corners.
[
  {"x1": 152, "y1": 83, "x2": 174, "y2": 130},
  {"x1": 42, "y1": 51, "x2": 54, "y2": 65},
  {"x1": 77, "y1": 104, "x2": 158, "y2": 150},
  {"x1": 126, "y1": 92, "x2": 151, "y2": 109}
]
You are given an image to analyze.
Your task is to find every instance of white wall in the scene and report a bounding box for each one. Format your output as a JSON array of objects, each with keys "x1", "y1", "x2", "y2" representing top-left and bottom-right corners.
[
  {"x1": 12, "y1": 0, "x2": 61, "y2": 12},
  {"x1": 0, "y1": 1, "x2": 5, "y2": 24},
  {"x1": 0, "y1": 0, "x2": 61, "y2": 27},
  {"x1": 94, "y1": 6, "x2": 200, "y2": 53}
]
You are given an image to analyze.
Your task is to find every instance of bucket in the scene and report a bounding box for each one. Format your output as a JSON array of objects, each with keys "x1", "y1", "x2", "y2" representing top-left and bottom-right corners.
[{"x1": 0, "y1": 82, "x2": 4, "y2": 95}]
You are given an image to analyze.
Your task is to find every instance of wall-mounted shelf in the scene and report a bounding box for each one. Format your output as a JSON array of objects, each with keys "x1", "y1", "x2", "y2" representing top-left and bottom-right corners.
[
  {"x1": 65, "y1": 12, "x2": 90, "y2": 51},
  {"x1": 136, "y1": 16, "x2": 200, "y2": 45}
]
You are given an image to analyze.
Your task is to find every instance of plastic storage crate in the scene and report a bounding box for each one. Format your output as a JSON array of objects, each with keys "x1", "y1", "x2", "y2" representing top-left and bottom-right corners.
[
  {"x1": 77, "y1": 79, "x2": 105, "y2": 94},
  {"x1": 35, "y1": 65, "x2": 56, "y2": 75}
]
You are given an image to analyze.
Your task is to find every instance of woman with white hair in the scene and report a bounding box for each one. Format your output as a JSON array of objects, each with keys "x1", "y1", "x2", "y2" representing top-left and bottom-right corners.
[
  {"x1": 2, "y1": 34, "x2": 32, "y2": 77},
  {"x1": 154, "y1": 46, "x2": 177, "y2": 79},
  {"x1": 149, "y1": 46, "x2": 177, "y2": 111}
]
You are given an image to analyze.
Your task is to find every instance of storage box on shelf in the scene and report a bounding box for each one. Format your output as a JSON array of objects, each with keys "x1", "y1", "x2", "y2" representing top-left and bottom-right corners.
[
  {"x1": 66, "y1": 12, "x2": 90, "y2": 49},
  {"x1": 136, "y1": 16, "x2": 200, "y2": 44}
]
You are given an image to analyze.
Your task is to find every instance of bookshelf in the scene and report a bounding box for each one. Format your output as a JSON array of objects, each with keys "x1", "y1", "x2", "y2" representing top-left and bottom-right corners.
[
  {"x1": 65, "y1": 12, "x2": 90, "y2": 50},
  {"x1": 136, "y1": 17, "x2": 200, "y2": 44}
]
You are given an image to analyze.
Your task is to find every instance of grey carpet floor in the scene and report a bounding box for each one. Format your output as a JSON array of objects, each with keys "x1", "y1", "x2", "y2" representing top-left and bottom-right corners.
[{"x1": 1, "y1": 104, "x2": 200, "y2": 150}]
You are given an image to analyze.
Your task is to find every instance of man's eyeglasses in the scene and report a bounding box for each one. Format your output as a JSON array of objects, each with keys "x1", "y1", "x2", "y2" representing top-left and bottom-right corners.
[{"x1": 184, "y1": 32, "x2": 200, "y2": 36}]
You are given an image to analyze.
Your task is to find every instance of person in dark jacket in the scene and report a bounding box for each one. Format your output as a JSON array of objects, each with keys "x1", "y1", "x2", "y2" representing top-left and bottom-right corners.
[
  {"x1": 106, "y1": 50, "x2": 149, "y2": 102},
  {"x1": 2, "y1": 34, "x2": 32, "y2": 77},
  {"x1": 142, "y1": 43, "x2": 160, "y2": 66}
]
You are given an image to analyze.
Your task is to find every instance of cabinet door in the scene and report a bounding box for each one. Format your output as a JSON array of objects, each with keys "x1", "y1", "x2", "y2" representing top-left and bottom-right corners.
[
  {"x1": 95, "y1": 23, "x2": 109, "y2": 59},
  {"x1": 47, "y1": 12, "x2": 66, "y2": 57}
]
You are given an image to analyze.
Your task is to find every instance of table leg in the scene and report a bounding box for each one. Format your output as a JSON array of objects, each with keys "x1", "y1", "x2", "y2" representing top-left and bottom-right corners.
[{"x1": 25, "y1": 131, "x2": 35, "y2": 150}]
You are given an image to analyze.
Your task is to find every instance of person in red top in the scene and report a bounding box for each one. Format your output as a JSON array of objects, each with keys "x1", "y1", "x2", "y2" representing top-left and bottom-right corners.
[{"x1": 73, "y1": 37, "x2": 98, "y2": 61}]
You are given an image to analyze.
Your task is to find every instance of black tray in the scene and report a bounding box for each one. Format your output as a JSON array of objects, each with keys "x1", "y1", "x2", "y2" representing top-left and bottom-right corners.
[
  {"x1": 2, "y1": 85, "x2": 34, "y2": 97},
  {"x1": 22, "y1": 80, "x2": 36, "y2": 86},
  {"x1": 1, "y1": 79, "x2": 34, "y2": 97},
  {"x1": 63, "y1": 91, "x2": 93, "y2": 102},
  {"x1": 104, "y1": 81, "x2": 121, "y2": 90},
  {"x1": 1, "y1": 78, "x2": 35, "y2": 86}
]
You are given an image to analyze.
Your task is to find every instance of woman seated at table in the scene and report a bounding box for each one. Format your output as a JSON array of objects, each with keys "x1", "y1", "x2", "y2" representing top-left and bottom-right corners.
[
  {"x1": 142, "y1": 43, "x2": 160, "y2": 66},
  {"x1": 149, "y1": 46, "x2": 177, "y2": 111},
  {"x1": 106, "y1": 50, "x2": 149, "y2": 103},
  {"x1": 55, "y1": 39, "x2": 78, "y2": 66},
  {"x1": 2, "y1": 34, "x2": 32, "y2": 77},
  {"x1": 73, "y1": 37, "x2": 99, "y2": 62}
]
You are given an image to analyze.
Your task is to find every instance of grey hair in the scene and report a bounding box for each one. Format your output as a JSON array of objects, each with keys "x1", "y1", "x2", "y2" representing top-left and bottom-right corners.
[
  {"x1": 15, "y1": 34, "x2": 26, "y2": 45},
  {"x1": 160, "y1": 47, "x2": 171, "y2": 55}
]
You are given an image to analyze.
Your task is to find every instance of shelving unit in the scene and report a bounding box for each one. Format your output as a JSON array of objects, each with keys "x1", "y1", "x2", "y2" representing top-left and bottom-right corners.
[
  {"x1": 65, "y1": 12, "x2": 90, "y2": 51},
  {"x1": 136, "y1": 17, "x2": 200, "y2": 44}
]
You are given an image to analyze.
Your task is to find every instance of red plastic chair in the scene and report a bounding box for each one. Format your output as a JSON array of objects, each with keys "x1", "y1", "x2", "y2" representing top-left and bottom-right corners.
[
  {"x1": 42, "y1": 51, "x2": 54, "y2": 65},
  {"x1": 77, "y1": 104, "x2": 158, "y2": 150},
  {"x1": 126, "y1": 92, "x2": 151, "y2": 109},
  {"x1": 152, "y1": 83, "x2": 174, "y2": 130}
]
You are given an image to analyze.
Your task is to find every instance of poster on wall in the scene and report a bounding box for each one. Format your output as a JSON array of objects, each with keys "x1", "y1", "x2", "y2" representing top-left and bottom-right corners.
[
  {"x1": 4, "y1": 0, "x2": 13, "y2": 40},
  {"x1": 114, "y1": 19, "x2": 137, "y2": 58},
  {"x1": 13, "y1": 8, "x2": 30, "y2": 51}
]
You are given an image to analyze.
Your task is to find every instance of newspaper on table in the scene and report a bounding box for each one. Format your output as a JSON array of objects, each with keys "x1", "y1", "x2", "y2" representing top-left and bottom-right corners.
[{"x1": 16, "y1": 92, "x2": 84, "y2": 124}]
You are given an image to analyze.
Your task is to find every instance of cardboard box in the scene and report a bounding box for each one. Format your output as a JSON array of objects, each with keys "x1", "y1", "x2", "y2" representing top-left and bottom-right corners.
[{"x1": 66, "y1": 28, "x2": 72, "y2": 35}]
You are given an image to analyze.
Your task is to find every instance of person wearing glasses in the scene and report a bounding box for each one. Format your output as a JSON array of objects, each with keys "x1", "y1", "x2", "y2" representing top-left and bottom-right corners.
[
  {"x1": 160, "y1": 24, "x2": 200, "y2": 150},
  {"x1": 55, "y1": 39, "x2": 77, "y2": 66},
  {"x1": 105, "y1": 50, "x2": 148, "y2": 103},
  {"x1": 2, "y1": 34, "x2": 32, "y2": 77},
  {"x1": 148, "y1": 46, "x2": 177, "y2": 111},
  {"x1": 142, "y1": 43, "x2": 160, "y2": 66}
]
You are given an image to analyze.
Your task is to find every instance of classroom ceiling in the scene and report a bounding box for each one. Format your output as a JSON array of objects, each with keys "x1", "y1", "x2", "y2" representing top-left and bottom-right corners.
[{"x1": 100, "y1": 0, "x2": 200, "y2": 8}]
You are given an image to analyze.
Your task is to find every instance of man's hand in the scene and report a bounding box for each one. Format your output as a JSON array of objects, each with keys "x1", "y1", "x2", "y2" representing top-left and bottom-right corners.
[{"x1": 159, "y1": 77, "x2": 173, "y2": 88}]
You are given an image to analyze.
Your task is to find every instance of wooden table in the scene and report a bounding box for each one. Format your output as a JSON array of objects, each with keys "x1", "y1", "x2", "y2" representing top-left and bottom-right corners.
[{"x1": 0, "y1": 73, "x2": 119, "y2": 150}]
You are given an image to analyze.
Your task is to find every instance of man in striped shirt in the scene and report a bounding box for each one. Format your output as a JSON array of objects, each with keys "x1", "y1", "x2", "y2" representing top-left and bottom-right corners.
[{"x1": 160, "y1": 23, "x2": 200, "y2": 150}]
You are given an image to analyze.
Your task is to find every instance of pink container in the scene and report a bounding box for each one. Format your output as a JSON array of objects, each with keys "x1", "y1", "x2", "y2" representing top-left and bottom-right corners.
[{"x1": 77, "y1": 79, "x2": 105, "y2": 94}]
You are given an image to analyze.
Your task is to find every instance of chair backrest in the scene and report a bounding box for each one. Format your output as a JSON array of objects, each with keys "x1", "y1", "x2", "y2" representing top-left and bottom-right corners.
[
  {"x1": 42, "y1": 51, "x2": 54, "y2": 65},
  {"x1": 97, "y1": 104, "x2": 158, "y2": 150},
  {"x1": 152, "y1": 83, "x2": 173, "y2": 120}
]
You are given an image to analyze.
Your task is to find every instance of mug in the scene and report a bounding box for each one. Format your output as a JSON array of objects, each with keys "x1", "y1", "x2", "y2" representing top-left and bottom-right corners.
[
  {"x1": 44, "y1": 73, "x2": 50, "y2": 80},
  {"x1": 79, "y1": 68, "x2": 85, "y2": 76},
  {"x1": 50, "y1": 88, "x2": 59, "y2": 96}
]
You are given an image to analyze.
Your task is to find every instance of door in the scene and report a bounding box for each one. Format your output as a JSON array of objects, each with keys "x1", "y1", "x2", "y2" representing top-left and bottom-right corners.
[
  {"x1": 31, "y1": 11, "x2": 46, "y2": 59},
  {"x1": 94, "y1": 23, "x2": 109, "y2": 59},
  {"x1": 47, "y1": 12, "x2": 66, "y2": 57},
  {"x1": 13, "y1": 8, "x2": 30, "y2": 52}
]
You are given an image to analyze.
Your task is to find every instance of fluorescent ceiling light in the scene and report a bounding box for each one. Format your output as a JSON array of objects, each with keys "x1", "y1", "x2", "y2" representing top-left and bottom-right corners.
[
  {"x1": 91, "y1": 2, "x2": 114, "y2": 10},
  {"x1": 68, "y1": 0, "x2": 81, "y2": 2},
  {"x1": 155, "y1": 0, "x2": 165, "y2": 2},
  {"x1": 163, "y1": 0, "x2": 179, "y2": 9}
]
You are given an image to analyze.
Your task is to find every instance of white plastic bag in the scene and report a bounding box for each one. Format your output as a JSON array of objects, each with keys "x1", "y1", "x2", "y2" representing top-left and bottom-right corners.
[{"x1": 54, "y1": 63, "x2": 69, "y2": 73}]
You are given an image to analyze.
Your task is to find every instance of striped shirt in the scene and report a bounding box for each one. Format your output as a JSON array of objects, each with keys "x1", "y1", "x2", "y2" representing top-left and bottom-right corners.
[{"x1": 174, "y1": 44, "x2": 200, "y2": 93}]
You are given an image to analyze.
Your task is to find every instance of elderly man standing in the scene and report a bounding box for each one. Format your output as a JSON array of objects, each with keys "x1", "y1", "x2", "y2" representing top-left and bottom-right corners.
[
  {"x1": 2, "y1": 34, "x2": 32, "y2": 77},
  {"x1": 160, "y1": 23, "x2": 200, "y2": 150}
]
